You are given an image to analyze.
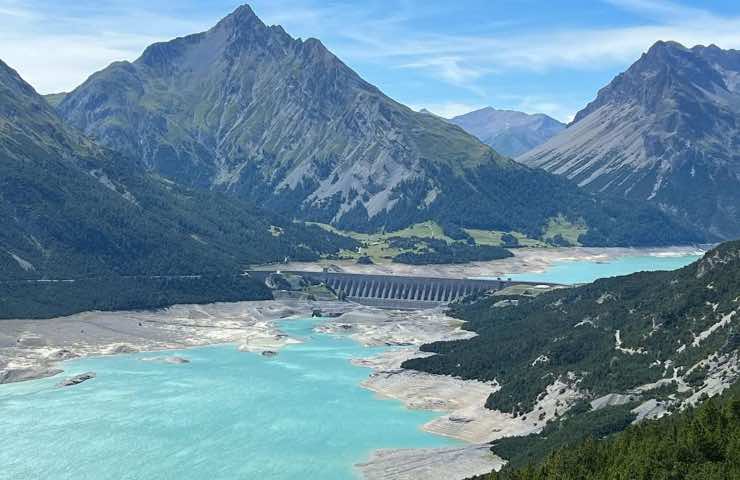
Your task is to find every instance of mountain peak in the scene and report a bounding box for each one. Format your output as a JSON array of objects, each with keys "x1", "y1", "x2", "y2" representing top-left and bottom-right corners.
[
  {"x1": 520, "y1": 42, "x2": 740, "y2": 239},
  {"x1": 214, "y1": 4, "x2": 264, "y2": 32},
  {"x1": 450, "y1": 107, "x2": 566, "y2": 157},
  {"x1": 647, "y1": 40, "x2": 686, "y2": 52}
]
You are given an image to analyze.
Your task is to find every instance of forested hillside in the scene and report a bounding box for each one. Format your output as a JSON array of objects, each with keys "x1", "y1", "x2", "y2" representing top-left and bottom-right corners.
[
  {"x1": 472, "y1": 382, "x2": 739, "y2": 480},
  {"x1": 405, "y1": 241, "x2": 739, "y2": 466},
  {"x1": 0, "y1": 58, "x2": 356, "y2": 318}
]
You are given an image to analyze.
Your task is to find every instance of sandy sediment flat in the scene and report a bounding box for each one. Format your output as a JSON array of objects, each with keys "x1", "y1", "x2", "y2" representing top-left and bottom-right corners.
[
  {"x1": 357, "y1": 444, "x2": 504, "y2": 480},
  {"x1": 0, "y1": 300, "x2": 353, "y2": 384},
  {"x1": 322, "y1": 306, "x2": 588, "y2": 479},
  {"x1": 255, "y1": 245, "x2": 705, "y2": 278}
]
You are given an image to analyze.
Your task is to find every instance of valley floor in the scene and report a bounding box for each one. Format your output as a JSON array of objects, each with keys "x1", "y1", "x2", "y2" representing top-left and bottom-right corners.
[{"x1": 255, "y1": 245, "x2": 705, "y2": 279}]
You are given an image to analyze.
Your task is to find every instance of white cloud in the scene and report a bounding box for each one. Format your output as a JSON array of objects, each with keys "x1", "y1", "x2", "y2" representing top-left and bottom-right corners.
[
  {"x1": 0, "y1": 2, "x2": 209, "y2": 93},
  {"x1": 401, "y1": 57, "x2": 486, "y2": 84},
  {"x1": 0, "y1": 32, "x2": 158, "y2": 93}
]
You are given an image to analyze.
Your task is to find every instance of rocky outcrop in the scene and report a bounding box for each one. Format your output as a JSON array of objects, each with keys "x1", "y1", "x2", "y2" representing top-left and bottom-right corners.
[
  {"x1": 0, "y1": 367, "x2": 63, "y2": 384},
  {"x1": 56, "y1": 372, "x2": 96, "y2": 387}
]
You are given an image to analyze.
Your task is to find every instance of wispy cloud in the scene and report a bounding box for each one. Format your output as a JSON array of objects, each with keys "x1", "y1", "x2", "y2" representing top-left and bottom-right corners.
[
  {"x1": 0, "y1": 0, "x2": 210, "y2": 93},
  {"x1": 2, "y1": 0, "x2": 740, "y2": 115}
]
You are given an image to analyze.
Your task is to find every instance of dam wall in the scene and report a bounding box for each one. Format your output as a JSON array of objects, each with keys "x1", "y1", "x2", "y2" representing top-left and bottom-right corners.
[{"x1": 247, "y1": 270, "x2": 554, "y2": 309}]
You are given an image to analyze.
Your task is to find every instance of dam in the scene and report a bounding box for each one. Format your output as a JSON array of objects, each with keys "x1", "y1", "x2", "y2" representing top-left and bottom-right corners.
[{"x1": 247, "y1": 270, "x2": 557, "y2": 309}]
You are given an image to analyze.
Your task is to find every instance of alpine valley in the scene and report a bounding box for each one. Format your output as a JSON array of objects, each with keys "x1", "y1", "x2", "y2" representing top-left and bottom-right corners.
[
  {"x1": 55, "y1": 6, "x2": 700, "y2": 246},
  {"x1": 0, "y1": 3, "x2": 738, "y2": 480}
]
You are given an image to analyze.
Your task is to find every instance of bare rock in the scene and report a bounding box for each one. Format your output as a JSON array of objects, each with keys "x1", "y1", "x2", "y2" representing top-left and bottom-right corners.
[{"x1": 57, "y1": 372, "x2": 96, "y2": 387}]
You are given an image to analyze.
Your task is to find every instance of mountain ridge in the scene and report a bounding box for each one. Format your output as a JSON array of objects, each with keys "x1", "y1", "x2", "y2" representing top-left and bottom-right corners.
[
  {"x1": 0, "y1": 56, "x2": 354, "y2": 282},
  {"x1": 519, "y1": 41, "x2": 740, "y2": 240},
  {"x1": 56, "y1": 5, "x2": 702, "y2": 246}
]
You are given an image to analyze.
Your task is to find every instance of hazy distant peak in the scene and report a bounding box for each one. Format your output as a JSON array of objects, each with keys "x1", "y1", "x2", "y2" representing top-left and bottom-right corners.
[{"x1": 450, "y1": 107, "x2": 565, "y2": 157}]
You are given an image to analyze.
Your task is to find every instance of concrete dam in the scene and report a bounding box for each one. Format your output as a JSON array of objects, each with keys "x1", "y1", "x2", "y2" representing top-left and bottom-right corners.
[{"x1": 248, "y1": 270, "x2": 556, "y2": 309}]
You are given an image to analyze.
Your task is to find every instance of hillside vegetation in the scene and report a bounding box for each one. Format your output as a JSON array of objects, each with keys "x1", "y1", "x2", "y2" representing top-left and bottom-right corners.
[{"x1": 473, "y1": 382, "x2": 740, "y2": 480}]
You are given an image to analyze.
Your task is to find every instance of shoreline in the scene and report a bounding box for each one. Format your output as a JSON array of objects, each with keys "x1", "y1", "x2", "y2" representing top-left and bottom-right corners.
[
  {"x1": 0, "y1": 300, "x2": 355, "y2": 384},
  {"x1": 0, "y1": 248, "x2": 708, "y2": 478},
  {"x1": 0, "y1": 299, "x2": 508, "y2": 479}
]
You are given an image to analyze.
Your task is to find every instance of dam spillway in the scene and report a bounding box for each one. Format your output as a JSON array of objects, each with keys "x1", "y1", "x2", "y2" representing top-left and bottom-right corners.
[{"x1": 247, "y1": 270, "x2": 556, "y2": 309}]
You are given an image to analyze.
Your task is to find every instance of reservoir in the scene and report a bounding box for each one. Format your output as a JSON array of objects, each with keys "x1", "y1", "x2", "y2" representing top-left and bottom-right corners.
[
  {"x1": 502, "y1": 252, "x2": 702, "y2": 284},
  {"x1": 0, "y1": 252, "x2": 702, "y2": 479},
  {"x1": 0, "y1": 318, "x2": 457, "y2": 480}
]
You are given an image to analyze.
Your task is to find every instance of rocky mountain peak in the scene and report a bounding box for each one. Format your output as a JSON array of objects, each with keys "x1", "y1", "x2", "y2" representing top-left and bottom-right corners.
[
  {"x1": 55, "y1": 10, "x2": 701, "y2": 245},
  {"x1": 519, "y1": 42, "x2": 740, "y2": 240},
  {"x1": 215, "y1": 4, "x2": 263, "y2": 31}
]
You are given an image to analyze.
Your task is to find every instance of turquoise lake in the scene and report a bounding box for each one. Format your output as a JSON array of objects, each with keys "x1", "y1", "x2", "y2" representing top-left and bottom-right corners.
[
  {"x1": 500, "y1": 253, "x2": 702, "y2": 284},
  {"x1": 0, "y1": 253, "x2": 703, "y2": 479},
  {"x1": 0, "y1": 318, "x2": 457, "y2": 480}
]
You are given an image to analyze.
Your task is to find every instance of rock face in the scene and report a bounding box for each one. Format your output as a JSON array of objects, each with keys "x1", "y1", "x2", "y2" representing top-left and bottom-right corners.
[
  {"x1": 450, "y1": 107, "x2": 565, "y2": 157},
  {"x1": 56, "y1": 6, "x2": 699, "y2": 245},
  {"x1": 57, "y1": 372, "x2": 96, "y2": 387},
  {"x1": 519, "y1": 41, "x2": 740, "y2": 240},
  {"x1": 57, "y1": 5, "x2": 499, "y2": 231}
]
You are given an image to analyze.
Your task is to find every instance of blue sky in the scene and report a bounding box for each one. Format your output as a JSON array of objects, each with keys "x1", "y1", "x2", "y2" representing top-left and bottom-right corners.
[{"x1": 2, "y1": 0, "x2": 740, "y2": 121}]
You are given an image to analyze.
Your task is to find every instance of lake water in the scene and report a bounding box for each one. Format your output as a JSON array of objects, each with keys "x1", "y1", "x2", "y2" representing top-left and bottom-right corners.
[
  {"x1": 0, "y1": 253, "x2": 702, "y2": 479},
  {"x1": 501, "y1": 252, "x2": 702, "y2": 284},
  {"x1": 0, "y1": 318, "x2": 457, "y2": 480}
]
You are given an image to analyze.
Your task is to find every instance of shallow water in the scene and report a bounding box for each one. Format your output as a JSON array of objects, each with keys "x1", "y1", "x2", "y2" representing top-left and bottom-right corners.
[
  {"x1": 501, "y1": 252, "x2": 701, "y2": 284},
  {"x1": 0, "y1": 318, "x2": 457, "y2": 480}
]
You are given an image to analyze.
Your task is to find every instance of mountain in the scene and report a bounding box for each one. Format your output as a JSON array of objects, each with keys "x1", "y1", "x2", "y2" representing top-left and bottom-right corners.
[
  {"x1": 0, "y1": 58, "x2": 354, "y2": 284},
  {"x1": 405, "y1": 240, "x2": 739, "y2": 465},
  {"x1": 450, "y1": 107, "x2": 565, "y2": 157},
  {"x1": 56, "y1": 5, "x2": 700, "y2": 246},
  {"x1": 520, "y1": 41, "x2": 740, "y2": 240}
]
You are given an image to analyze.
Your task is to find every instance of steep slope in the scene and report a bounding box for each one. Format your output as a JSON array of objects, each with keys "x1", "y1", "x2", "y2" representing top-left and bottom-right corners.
[
  {"x1": 450, "y1": 107, "x2": 565, "y2": 157},
  {"x1": 57, "y1": 5, "x2": 700, "y2": 246},
  {"x1": 0, "y1": 58, "x2": 354, "y2": 283},
  {"x1": 520, "y1": 41, "x2": 740, "y2": 240},
  {"x1": 405, "y1": 241, "x2": 739, "y2": 462},
  {"x1": 476, "y1": 382, "x2": 739, "y2": 478}
]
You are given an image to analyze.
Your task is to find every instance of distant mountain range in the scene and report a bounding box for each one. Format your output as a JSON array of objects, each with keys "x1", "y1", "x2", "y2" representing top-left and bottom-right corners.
[
  {"x1": 53, "y1": 5, "x2": 701, "y2": 246},
  {"x1": 520, "y1": 41, "x2": 740, "y2": 240},
  {"x1": 449, "y1": 107, "x2": 565, "y2": 157}
]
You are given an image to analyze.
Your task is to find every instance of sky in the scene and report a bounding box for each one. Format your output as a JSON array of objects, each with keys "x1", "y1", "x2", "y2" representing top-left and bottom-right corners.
[{"x1": 2, "y1": 0, "x2": 740, "y2": 122}]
